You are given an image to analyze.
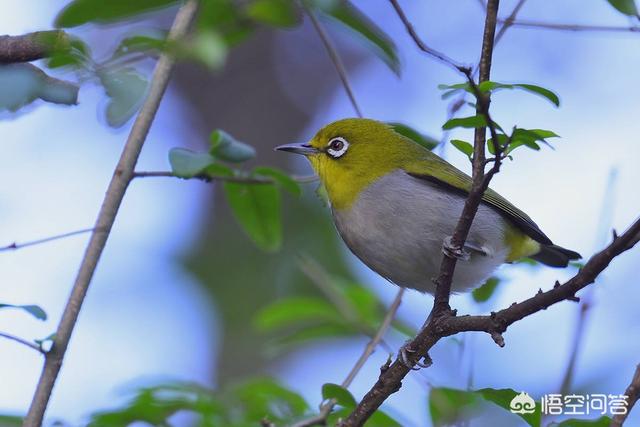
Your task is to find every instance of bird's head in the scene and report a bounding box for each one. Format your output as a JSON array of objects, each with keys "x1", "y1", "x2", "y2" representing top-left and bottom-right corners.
[{"x1": 276, "y1": 118, "x2": 425, "y2": 209}]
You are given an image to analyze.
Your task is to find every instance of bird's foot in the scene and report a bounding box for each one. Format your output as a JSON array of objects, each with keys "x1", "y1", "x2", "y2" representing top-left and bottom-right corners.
[
  {"x1": 398, "y1": 340, "x2": 433, "y2": 371},
  {"x1": 442, "y1": 236, "x2": 470, "y2": 261}
]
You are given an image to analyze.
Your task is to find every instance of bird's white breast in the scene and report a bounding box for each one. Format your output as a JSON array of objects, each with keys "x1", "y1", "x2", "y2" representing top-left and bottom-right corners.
[{"x1": 332, "y1": 170, "x2": 510, "y2": 294}]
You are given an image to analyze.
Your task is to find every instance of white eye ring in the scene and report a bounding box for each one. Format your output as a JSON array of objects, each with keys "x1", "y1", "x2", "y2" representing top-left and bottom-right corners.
[{"x1": 326, "y1": 137, "x2": 349, "y2": 158}]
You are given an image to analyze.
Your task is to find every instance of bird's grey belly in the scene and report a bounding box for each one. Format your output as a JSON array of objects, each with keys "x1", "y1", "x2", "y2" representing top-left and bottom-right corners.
[{"x1": 332, "y1": 170, "x2": 510, "y2": 294}]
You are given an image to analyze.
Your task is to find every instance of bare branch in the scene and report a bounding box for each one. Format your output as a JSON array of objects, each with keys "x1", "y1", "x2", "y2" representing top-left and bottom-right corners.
[
  {"x1": 132, "y1": 170, "x2": 317, "y2": 184},
  {"x1": 387, "y1": 0, "x2": 468, "y2": 73},
  {"x1": 304, "y1": 5, "x2": 363, "y2": 117},
  {"x1": 22, "y1": 2, "x2": 200, "y2": 426},
  {"x1": 0, "y1": 331, "x2": 45, "y2": 354},
  {"x1": 0, "y1": 227, "x2": 97, "y2": 253},
  {"x1": 611, "y1": 364, "x2": 640, "y2": 427},
  {"x1": 0, "y1": 31, "x2": 68, "y2": 63},
  {"x1": 494, "y1": 0, "x2": 527, "y2": 44},
  {"x1": 504, "y1": 19, "x2": 640, "y2": 33}
]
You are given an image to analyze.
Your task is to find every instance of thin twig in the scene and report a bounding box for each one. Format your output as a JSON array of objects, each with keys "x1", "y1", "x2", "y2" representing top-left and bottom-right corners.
[
  {"x1": 22, "y1": 2, "x2": 200, "y2": 426},
  {"x1": 0, "y1": 331, "x2": 45, "y2": 354},
  {"x1": 611, "y1": 364, "x2": 640, "y2": 427},
  {"x1": 131, "y1": 170, "x2": 318, "y2": 184},
  {"x1": 0, "y1": 227, "x2": 98, "y2": 252},
  {"x1": 494, "y1": 0, "x2": 527, "y2": 44},
  {"x1": 304, "y1": 5, "x2": 363, "y2": 117},
  {"x1": 388, "y1": 0, "x2": 467, "y2": 73},
  {"x1": 504, "y1": 19, "x2": 640, "y2": 33}
]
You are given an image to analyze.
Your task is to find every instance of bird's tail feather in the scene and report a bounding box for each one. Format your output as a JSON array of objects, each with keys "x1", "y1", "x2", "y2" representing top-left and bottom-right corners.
[{"x1": 531, "y1": 244, "x2": 581, "y2": 268}]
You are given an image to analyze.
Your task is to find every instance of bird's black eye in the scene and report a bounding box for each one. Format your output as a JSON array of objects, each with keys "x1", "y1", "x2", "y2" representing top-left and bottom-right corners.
[
  {"x1": 326, "y1": 136, "x2": 349, "y2": 158},
  {"x1": 330, "y1": 139, "x2": 343, "y2": 151}
]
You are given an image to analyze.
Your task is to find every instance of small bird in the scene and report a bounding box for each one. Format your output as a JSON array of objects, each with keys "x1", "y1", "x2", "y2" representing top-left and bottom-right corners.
[{"x1": 276, "y1": 118, "x2": 580, "y2": 294}]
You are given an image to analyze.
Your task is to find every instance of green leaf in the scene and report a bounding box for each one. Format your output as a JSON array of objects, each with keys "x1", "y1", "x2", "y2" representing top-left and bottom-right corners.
[
  {"x1": 89, "y1": 383, "x2": 222, "y2": 426},
  {"x1": 445, "y1": 80, "x2": 560, "y2": 107},
  {"x1": 442, "y1": 115, "x2": 487, "y2": 130},
  {"x1": 341, "y1": 284, "x2": 381, "y2": 330},
  {"x1": 233, "y1": 378, "x2": 309, "y2": 421},
  {"x1": 0, "y1": 64, "x2": 78, "y2": 112},
  {"x1": 55, "y1": 0, "x2": 179, "y2": 28},
  {"x1": 263, "y1": 323, "x2": 353, "y2": 355},
  {"x1": 253, "y1": 166, "x2": 301, "y2": 196},
  {"x1": 553, "y1": 416, "x2": 612, "y2": 426},
  {"x1": 512, "y1": 84, "x2": 560, "y2": 107},
  {"x1": 487, "y1": 133, "x2": 509, "y2": 155},
  {"x1": 429, "y1": 387, "x2": 480, "y2": 426},
  {"x1": 507, "y1": 128, "x2": 560, "y2": 154},
  {"x1": 326, "y1": 407, "x2": 401, "y2": 427},
  {"x1": 224, "y1": 182, "x2": 282, "y2": 252},
  {"x1": 210, "y1": 130, "x2": 256, "y2": 163},
  {"x1": 32, "y1": 32, "x2": 92, "y2": 69},
  {"x1": 203, "y1": 162, "x2": 234, "y2": 178},
  {"x1": 471, "y1": 277, "x2": 501, "y2": 303},
  {"x1": 313, "y1": 0, "x2": 400, "y2": 74},
  {"x1": 168, "y1": 148, "x2": 216, "y2": 178},
  {"x1": 525, "y1": 129, "x2": 560, "y2": 139},
  {"x1": 388, "y1": 122, "x2": 438, "y2": 150},
  {"x1": 430, "y1": 387, "x2": 541, "y2": 427},
  {"x1": 254, "y1": 297, "x2": 341, "y2": 332},
  {"x1": 197, "y1": 0, "x2": 255, "y2": 46},
  {"x1": 181, "y1": 30, "x2": 227, "y2": 69},
  {"x1": 114, "y1": 34, "x2": 167, "y2": 57},
  {"x1": 606, "y1": 0, "x2": 639, "y2": 16},
  {"x1": 246, "y1": 0, "x2": 299, "y2": 27},
  {"x1": 478, "y1": 388, "x2": 540, "y2": 427},
  {"x1": 322, "y1": 383, "x2": 357, "y2": 409},
  {"x1": 0, "y1": 303, "x2": 47, "y2": 321},
  {"x1": 450, "y1": 139, "x2": 473, "y2": 159},
  {"x1": 98, "y1": 68, "x2": 148, "y2": 128},
  {"x1": 438, "y1": 82, "x2": 469, "y2": 92}
]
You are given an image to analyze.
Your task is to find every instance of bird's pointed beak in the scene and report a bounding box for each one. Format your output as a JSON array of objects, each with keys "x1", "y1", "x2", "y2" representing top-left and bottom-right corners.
[{"x1": 275, "y1": 142, "x2": 318, "y2": 156}]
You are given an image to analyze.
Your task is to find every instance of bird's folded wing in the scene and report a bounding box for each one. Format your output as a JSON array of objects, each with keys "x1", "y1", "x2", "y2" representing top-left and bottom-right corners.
[{"x1": 404, "y1": 156, "x2": 552, "y2": 245}]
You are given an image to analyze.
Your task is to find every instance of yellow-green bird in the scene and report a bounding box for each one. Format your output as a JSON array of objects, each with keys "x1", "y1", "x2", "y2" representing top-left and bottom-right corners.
[{"x1": 276, "y1": 118, "x2": 580, "y2": 294}]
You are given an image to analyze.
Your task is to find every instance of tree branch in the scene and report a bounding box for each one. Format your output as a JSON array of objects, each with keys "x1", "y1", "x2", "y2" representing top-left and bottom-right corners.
[
  {"x1": 22, "y1": 2, "x2": 200, "y2": 426},
  {"x1": 132, "y1": 170, "x2": 317, "y2": 184},
  {"x1": 304, "y1": 5, "x2": 363, "y2": 118},
  {"x1": 611, "y1": 364, "x2": 640, "y2": 427},
  {"x1": 0, "y1": 331, "x2": 45, "y2": 354},
  {"x1": 342, "y1": 214, "x2": 640, "y2": 426},
  {"x1": 503, "y1": 19, "x2": 640, "y2": 33},
  {"x1": 0, "y1": 227, "x2": 97, "y2": 252},
  {"x1": 388, "y1": 0, "x2": 467, "y2": 73},
  {"x1": 0, "y1": 31, "x2": 68, "y2": 63}
]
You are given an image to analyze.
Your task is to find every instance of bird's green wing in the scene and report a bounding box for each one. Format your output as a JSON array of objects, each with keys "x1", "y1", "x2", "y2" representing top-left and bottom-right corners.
[{"x1": 404, "y1": 154, "x2": 552, "y2": 245}]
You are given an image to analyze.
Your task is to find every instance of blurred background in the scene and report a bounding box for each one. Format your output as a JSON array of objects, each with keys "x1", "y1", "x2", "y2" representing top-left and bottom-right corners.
[{"x1": 1, "y1": 0, "x2": 639, "y2": 425}]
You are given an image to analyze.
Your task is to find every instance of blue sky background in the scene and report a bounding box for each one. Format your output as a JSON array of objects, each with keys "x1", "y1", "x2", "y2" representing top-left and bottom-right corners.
[{"x1": 1, "y1": 0, "x2": 639, "y2": 425}]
